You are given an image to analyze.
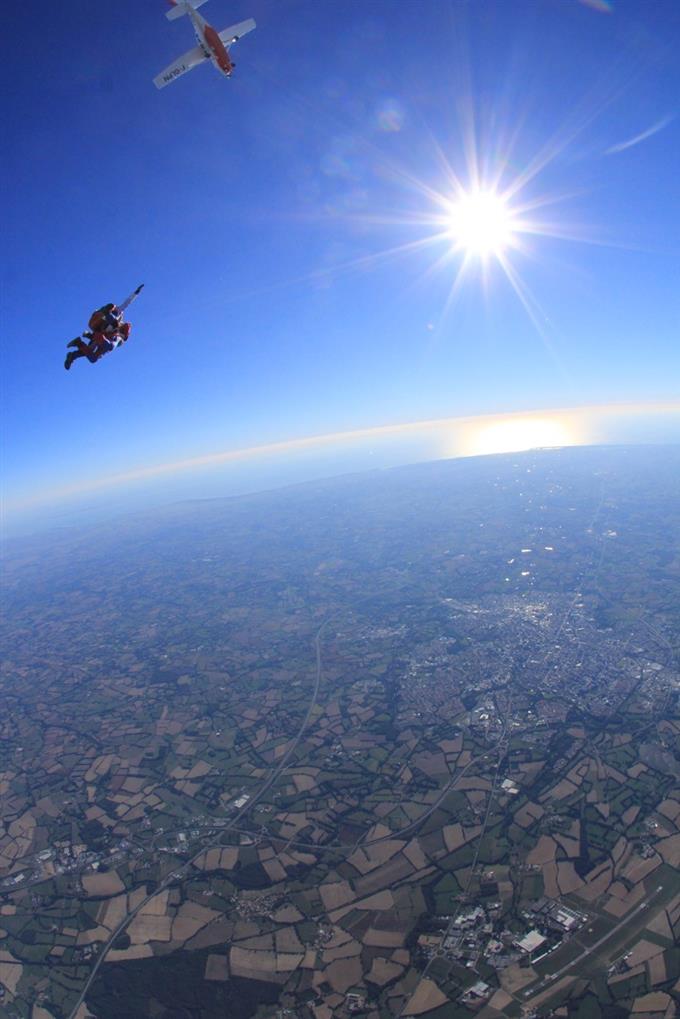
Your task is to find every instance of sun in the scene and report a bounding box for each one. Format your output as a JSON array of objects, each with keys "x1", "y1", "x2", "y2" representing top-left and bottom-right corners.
[{"x1": 446, "y1": 188, "x2": 517, "y2": 258}]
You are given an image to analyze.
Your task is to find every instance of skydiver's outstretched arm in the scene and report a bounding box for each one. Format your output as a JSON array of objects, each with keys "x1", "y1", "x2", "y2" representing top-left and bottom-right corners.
[{"x1": 117, "y1": 283, "x2": 145, "y2": 314}]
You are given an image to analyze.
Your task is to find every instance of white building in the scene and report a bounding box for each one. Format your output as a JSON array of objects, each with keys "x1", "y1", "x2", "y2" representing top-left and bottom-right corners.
[{"x1": 516, "y1": 930, "x2": 547, "y2": 954}]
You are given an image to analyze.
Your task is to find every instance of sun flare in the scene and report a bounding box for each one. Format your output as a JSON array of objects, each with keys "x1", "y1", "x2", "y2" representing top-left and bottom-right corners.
[
  {"x1": 446, "y1": 189, "x2": 517, "y2": 258},
  {"x1": 459, "y1": 415, "x2": 576, "y2": 457}
]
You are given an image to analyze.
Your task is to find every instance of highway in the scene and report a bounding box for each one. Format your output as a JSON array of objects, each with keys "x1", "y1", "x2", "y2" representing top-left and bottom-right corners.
[{"x1": 66, "y1": 620, "x2": 330, "y2": 1019}]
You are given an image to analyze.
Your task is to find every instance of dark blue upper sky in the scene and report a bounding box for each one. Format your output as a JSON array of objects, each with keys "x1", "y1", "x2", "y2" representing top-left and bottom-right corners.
[{"x1": 3, "y1": 0, "x2": 679, "y2": 516}]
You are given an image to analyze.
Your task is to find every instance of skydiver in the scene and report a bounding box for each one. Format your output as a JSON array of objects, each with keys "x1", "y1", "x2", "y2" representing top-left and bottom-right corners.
[
  {"x1": 64, "y1": 324, "x2": 132, "y2": 369},
  {"x1": 64, "y1": 285, "x2": 143, "y2": 370}
]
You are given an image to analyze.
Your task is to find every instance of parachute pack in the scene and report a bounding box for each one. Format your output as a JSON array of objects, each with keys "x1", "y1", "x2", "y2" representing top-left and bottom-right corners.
[{"x1": 88, "y1": 303, "x2": 117, "y2": 333}]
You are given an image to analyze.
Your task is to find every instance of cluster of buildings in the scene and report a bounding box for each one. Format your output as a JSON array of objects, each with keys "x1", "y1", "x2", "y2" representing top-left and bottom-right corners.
[
  {"x1": 0, "y1": 870, "x2": 31, "y2": 890},
  {"x1": 422, "y1": 905, "x2": 500, "y2": 969},
  {"x1": 523, "y1": 898, "x2": 588, "y2": 939},
  {"x1": 460, "y1": 980, "x2": 492, "y2": 1008},
  {"x1": 419, "y1": 896, "x2": 589, "y2": 982},
  {"x1": 231, "y1": 889, "x2": 282, "y2": 919},
  {"x1": 1, "y1": 838, "x2": 141, "y2": 894},
  {"x1": 71, "y1": 942, "x2": 99, "y2": 964},
  {"x1": 314, "y1": 923, "x2": 335, "y2": 949}
]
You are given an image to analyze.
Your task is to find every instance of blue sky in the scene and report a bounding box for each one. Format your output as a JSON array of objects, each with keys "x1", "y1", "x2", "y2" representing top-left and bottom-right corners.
[{"x1": 2, "y1": 0, "x2": 679, "y2": 522}]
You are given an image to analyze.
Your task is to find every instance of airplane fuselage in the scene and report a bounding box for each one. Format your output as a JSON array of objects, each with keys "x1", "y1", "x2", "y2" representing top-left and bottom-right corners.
[{"x1": 189, "y1": 8, "x2": 234, "y2": 77}]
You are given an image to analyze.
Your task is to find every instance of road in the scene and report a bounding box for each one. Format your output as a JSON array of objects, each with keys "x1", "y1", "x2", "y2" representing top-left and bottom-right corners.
[
  {"x1": 66, "y1": 620, "x2": 330, "y2": 1019},
  {"x1": 520, "y1": 884, "x2": 665, "y2": 1005},
  {"x1": 394, "y1": 727, "x2": 509, "y2": 1019}
]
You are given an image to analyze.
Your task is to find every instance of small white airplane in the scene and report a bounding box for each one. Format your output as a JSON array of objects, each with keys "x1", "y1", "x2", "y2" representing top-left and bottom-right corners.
[{"x1": 154, "y1": 0, "x2": 255, "y2": 90}]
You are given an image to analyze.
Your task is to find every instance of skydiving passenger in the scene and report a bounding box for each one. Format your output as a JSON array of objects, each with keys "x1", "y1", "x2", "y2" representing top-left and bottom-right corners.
[
  {"x1": 64, "y1": 285, "x2": 143, "y2": 370},
  {"x1": 64, "y1": 324, "x2": 132, "y2": 369}
]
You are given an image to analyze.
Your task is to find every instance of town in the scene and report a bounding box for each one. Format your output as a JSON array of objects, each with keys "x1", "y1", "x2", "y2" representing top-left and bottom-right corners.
[{"x1": 1, "y1": 448, "x2": 679, "y2": 1018}]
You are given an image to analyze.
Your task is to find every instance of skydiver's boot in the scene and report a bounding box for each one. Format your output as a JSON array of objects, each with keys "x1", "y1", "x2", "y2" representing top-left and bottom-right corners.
[
  {"x1": 67, "y1": 337, "x2": 81, "y2": 349},
  {"x1": 64, "y1": 352, "x2": 77, "y2": 370}
]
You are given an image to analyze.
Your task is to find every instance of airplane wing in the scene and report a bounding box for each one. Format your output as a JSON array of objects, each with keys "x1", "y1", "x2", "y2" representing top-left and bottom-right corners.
[
  {"x1": 153, "y1": 44, "x2": 208, "y2": 89},
  {"x1": 218, "y1": 18, "x2": 256, "y2": 46}
]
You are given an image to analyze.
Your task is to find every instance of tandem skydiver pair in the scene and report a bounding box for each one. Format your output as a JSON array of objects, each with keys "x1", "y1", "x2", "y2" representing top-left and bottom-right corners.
[{"x1": 64, "y1": 285, "x2": 144, "y2": 371}]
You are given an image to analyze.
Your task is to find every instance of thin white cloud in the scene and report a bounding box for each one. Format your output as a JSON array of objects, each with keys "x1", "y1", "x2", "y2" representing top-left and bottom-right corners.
[
  {"x1": 605, "y1": 116, "x2": 674, "y2": 155},
  {"x1": 577, "y1": 0, "x2": 614, "y2": 13}
]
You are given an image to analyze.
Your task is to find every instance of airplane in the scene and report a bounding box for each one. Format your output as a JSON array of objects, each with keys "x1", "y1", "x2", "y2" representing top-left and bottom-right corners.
[{"x1": 154, "y1": 0, "x2": 255, "y2": 90}]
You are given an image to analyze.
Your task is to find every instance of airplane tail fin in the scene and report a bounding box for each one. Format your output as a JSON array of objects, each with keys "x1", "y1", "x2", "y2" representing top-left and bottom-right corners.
[{"x1": 166, "y1": 0, "x2": 208, "y2": 21}]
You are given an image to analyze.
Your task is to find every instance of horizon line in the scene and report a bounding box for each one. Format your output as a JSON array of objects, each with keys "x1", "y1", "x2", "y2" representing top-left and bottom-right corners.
[{"x1": 7, "y1": 399, "x2": 680, "y2": 514}]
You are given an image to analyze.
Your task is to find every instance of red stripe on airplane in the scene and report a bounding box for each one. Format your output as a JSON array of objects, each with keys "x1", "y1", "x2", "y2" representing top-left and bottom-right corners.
[{"x1": 203, "y1": 24, "x2": 232, "y2": 73}]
